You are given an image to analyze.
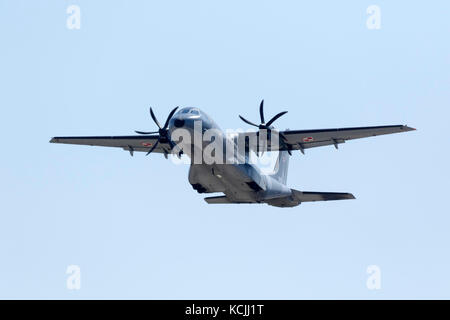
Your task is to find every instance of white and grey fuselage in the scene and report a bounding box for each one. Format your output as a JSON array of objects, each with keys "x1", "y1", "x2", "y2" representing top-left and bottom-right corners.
[{"x1": 168, "y1": 107, "x2": 298, "y2": 207}]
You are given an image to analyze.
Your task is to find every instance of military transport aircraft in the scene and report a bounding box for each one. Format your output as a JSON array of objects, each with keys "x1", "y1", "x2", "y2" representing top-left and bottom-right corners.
[{"x1": 50, "y1": 100, "x2": 415, "y2": 207}]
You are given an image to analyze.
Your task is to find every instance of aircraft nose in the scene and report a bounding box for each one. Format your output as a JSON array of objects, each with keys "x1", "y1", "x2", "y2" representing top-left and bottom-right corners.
[{"x1": 173, "y1": 118, "x2": 185, "y2": 128}]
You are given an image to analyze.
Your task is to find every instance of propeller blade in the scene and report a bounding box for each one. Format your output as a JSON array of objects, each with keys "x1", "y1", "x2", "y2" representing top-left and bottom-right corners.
[
  {"x1": 168, "y1": 139, "x2": 177, "y2": 150},
  {"x1": 146, "y1": 140, "x2": 159, "y2": 155},
  {"x1": 239, "y1": 115, "x2": 259, "y2": 127},
  {"x1": 135, "y1": 130, "x2": 158, "y2": 135},
  {"x1": 259, "y1": 99, "x2": 265, "y2": 124},
  {"x1": 149, "y1": 107, "x2": 162, "y2": 129},
  {"x1": 163, "y1": 106, "x2": 179, "y2": 129},
  {"x1": 266, "y1": 111, "x2": 288, "y2": 127},
  {"x1": 257, "y1": 139, "x2": 267, "y2": 157}
]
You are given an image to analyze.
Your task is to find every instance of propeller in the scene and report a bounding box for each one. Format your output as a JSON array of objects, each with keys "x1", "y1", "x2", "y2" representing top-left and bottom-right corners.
[
  {"x1": 135, "y1": 106, "x2": 179, "y2": 155},
  {"x1": 239, "y1": 100, "x2": 288, "y2": 131},
  {"x1": 239, "y1": 100, "x2": 288, "y2": 155}
]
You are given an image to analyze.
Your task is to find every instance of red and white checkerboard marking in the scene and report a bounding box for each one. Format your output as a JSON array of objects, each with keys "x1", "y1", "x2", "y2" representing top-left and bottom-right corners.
[
  {"x1": 302, "y1": 137, "x2": 314, "y2": 142},
  {"x1": 141, "y1": 142, "x2": 153, "y2": 147}
]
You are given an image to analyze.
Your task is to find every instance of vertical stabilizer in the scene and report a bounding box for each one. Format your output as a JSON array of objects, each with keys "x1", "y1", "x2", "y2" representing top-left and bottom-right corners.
[{"x1": 270, "y1": 151, "x2": 290, "y2": 184}]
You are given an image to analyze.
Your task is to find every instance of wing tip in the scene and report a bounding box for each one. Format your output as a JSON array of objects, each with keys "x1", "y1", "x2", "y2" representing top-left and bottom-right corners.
[
  {"x1": 403, "y1": 125, "x2": 416, "y2": 131},
  {"x1": 49, "y1": 137, "x2": 58, "y2": 143}
]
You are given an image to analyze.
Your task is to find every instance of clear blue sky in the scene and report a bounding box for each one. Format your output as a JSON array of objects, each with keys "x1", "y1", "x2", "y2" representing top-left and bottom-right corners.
[{"x1": 0, "y1": 0, "x2": 449, "y2": 299}]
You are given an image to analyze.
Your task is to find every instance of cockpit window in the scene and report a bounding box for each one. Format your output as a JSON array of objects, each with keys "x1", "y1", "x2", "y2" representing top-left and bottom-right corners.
[{"x1": 180, "y1": 108, "x2": 200, "y2": 115}]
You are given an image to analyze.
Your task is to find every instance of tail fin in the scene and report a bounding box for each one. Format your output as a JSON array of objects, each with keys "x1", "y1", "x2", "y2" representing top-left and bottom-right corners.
[{"x1": 270, "y1": 151, "x2": 290, "y2": 184}]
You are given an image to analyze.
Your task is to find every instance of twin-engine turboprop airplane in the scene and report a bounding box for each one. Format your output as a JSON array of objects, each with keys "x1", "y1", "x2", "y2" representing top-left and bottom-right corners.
[{"x1": 50, "y1": 100, "x2": 415, "y2": 207}]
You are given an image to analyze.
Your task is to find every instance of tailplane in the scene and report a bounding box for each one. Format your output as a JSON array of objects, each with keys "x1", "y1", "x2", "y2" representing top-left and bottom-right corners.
[
  {"x1": 204, "y1": 195, "x2": 255, "y2": 204},
  {"x1": 291, "y1": 190, "x2": 355, "y2": 202}
]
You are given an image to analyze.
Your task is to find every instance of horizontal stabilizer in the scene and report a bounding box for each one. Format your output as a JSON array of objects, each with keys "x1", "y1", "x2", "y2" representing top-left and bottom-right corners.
[
  {"x1": 204, "y1": 196, "x2": 232, "y2": 204},
  {"x1": 292, "y1": 190, "x2": 355, "y2": 202},
  {"x1": 204, "y1": 195, "x2": 255, "y2": 204}
]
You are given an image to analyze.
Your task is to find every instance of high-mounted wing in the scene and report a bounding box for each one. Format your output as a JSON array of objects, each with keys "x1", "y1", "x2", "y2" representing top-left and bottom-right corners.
[
  {"x1": 49, "y1": 135, "x2": 172, "y2": 156},
  {"x1": 238, "y1": 125, "x2": 415, "y2": 154},
  {"x1": 51, "y1": 106, "x2": 183, "y2": 157}
]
